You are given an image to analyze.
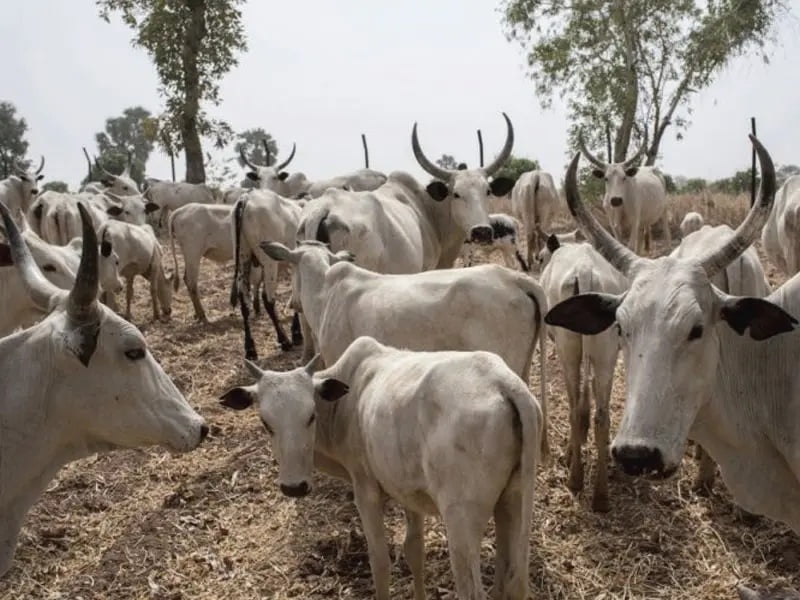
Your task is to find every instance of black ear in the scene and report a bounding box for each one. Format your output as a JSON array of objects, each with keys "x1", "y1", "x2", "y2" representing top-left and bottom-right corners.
[
  {"x1": 592, "y1": 168, "x2": 605, "y2": 179},
  {"x1": 0, "y1": 243, "x2": 12, "y2": 267},
  {"x1": 65, "y1": 321, "x2": 100, "y2": 367},
  {"x1": 100, "y1": 240, "x2": 112, "y2": 257},
  {"x1": 106, "y1": 205, "x2": 123, "y2": 217},
  {"x1": 33, "y1": 203, "x2": 43, "y2": 221},
  {"x1": 545, "y1": 293, "x2": 623, "y2": 335},
  {"x1": 315, "y1": 378, "x2": 349, "y2": 402},
  {"x1": 278, "y1": 172, "x2": 290, "y2": 181},
  {"x1": 489, "y1": 177, "x2": 514, "y2": 197},
  {"x1": 219, "y1": 387, "x2": 254, "y2": 410},
  {"x1": 36, "y1": 174, "x2": 45, "y2": 181},
  {"x1": 145, "y1": 202, "x2": 160, "y2": 214},
  {"x1": 246, "y1": 171, "x2": 259, "y2": 181},
  {"x1": 546, "y1": 234, "x2": 560, "y2": 254},
  {"x1": 720, "y1": 297, "x2": 798, "y2": 341},
  {"x1": 426, "y1": 180, "x2": 449, "y2": 202},
  {"x1": 625, "y1": 167, "x2": 639, "y2": 177},
  {"x1": 456, "y1": 162, "x2": 468, "y2": 170},
  {"x1": 42, "y1": 264, "x2": 56, "y2": 273}
]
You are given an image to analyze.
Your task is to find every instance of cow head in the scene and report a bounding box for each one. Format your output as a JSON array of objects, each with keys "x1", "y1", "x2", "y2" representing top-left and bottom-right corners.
[
  {"x1": 0, "y1": 200, "x2": 207, "y2": 453},
  {"x1": 544, "y1": 137, "x2": 796, "y2": 479},
  {"x1": 0, "y1": 228, "x2": 77, "y2": 291},
  {"x1": 95, "y1": 151, "x2": 139, "y2": 196},
  {"x1": 104, "y1": 191, "x2": 157, "y2": 226},
  {"x1": 220, "y1": 354, "x2": 348, "y2": 497},
  {"x1": 535, "y1": 228, "x2": 585, "y2": 269},
  {"x1": 578, "y1": 132, "x2": 643, "y2": 210},
  {"x1": 412, "y1": 113, "x2": 515, "y2": 245},
  {"x1": 12, "y1": 156, "x2": 45, "y2": 199},
  {"x1": 240, "y1": 140, "x2": 297, "y2": 194},
  {"x1": 98, "y1": 228, "x2": 124, "y2": 294}
]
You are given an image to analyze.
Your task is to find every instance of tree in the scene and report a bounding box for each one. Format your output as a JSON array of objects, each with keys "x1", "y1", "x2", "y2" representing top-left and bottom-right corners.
[
  {"x1": 0, "y1": 102, "x2": 29, "y2": 178},
  {"x1": 90, "y1": 106, "x2": 155, "y2": 186},
  {"x1": 501, "y1": 0, "x2": 785, "y2": 165},
  {"x1": 684, "y1": 178, "x2": 708, "y2": 193},
  {"x1": 492, "y1": 155, "x2": 540, "y2": 185},
  {"x1": 712, "y1": 169, "x2": 757, "y2": 194},
  {"x1": 777, "y1": 164, "x2": 800, "y2": 187},
  {"x1": 98, "y1": 0, "x2": 247, "y2": 183},
  {"x1": 234, "y1": 128, "x2": 278, "y2": 188},
  {"x1": 42, "y1": 181, "x2": 69, "y2": 193},
  {"x1": 435, "y1": 154, "x2": 462, "y2": 170}
]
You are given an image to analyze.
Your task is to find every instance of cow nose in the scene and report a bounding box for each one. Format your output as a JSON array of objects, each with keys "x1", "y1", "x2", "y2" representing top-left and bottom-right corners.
[
  {"x1": 31, "y1": 189, "x2": 39, "y2": 196},
  {"x1": 470, "y1": 226, "x2": 493, "y2": 244},
  {"x1": 199, "y1": 424, "x2": 210, "y2": 442},
  {"x1": 280, "y1": 481, "x2": 311, "y2": 498},
  {"x1": 612, "y1": 444, "x2": 664, "y2": 476},
  {"x1": 610, "y1": 196, "x2": 623, "y2": 207}
]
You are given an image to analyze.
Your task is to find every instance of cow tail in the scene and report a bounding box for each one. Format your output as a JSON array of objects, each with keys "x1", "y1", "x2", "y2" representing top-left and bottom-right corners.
[
  {"x1": 168, "y1": 210, "x2": 180, "y2": 292},
  {"x1": 230, "y1": 197, "x2": 247, "y2": 308}
]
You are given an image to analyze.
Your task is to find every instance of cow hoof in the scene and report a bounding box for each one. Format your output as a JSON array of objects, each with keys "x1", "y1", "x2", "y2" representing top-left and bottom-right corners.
[{"x1": 591, "y1": 494, "x2": 610, "y2": 513}]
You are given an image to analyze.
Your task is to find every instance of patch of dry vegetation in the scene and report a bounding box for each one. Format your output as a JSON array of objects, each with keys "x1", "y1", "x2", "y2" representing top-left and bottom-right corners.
[{"x1": 1, "y1": 192, "x2": 797, "y2": 599}]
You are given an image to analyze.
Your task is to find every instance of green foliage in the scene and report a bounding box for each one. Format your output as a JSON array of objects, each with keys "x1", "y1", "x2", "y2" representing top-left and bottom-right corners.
[
  {"x1": 435, "y1": 154, "x2": 461, "y2": 170},
  {"x1": 777, "y1": 164, "x2": 800, "y2": 187},
  {"x1": 0, "y1": 102, "x2": 29, "y2": 178},
  {"x1": 89, "y1": 106, "x2": 154, "y2": 186},
  {"x1": 712, "y1": 169, "x2": 758, "y2": 195},
  {"x1": 683, "y1": 178, "x2": 708, "y2": 193},
  {"x1": 501, "y1": 0, "x2": 785, "y2": 164},
  {"x1": 42, "y1": 181, "x2": 70, "y2": 193},
  {"x1": 493, "y1": 155, "x2": 540, "y2": 185}
]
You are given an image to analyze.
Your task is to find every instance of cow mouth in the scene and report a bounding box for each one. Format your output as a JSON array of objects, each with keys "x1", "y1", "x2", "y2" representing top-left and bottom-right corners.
[{"x1": 620, "y1": 463, "x2": 679, "y2": 480}]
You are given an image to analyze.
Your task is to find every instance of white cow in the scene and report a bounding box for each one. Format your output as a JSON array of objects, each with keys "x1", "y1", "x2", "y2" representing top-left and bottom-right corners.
[
  {"x1": 300, "y1": 168, "x2": 388, "y2": 198},
  {"x1": 230, "y1": 190, "x2": 304, "y2": 358},
  {"x1": 511, "y1": 169, "x2": 560, "y2": 268},
  {"x1": 0, "y1": 157, "x2": 45, "y2": 225},
  {"x1": 679, "y1": 211, "x2": 705, "y2": 238},
  {"x1": 94, "y1": 154, "x2": 140, "y2": 196},
  {"x1": 98, "y1": 220, "x2": 173, "y2": 321},
  {"x1": 535, "y1": 229, "x2": 585, "y2": 269},
  {"x1": 459, "y1": 213, "x2": 528, "y2": 271},
  {"x1": 761, "y1": 174, "x2": 800, "y2": 275},
  {"x1": 261, "y1": 240, "x2": 551, "y2": 459},
  {"x1": 143, "y1": 179, "x2": 218, "y2": 229},
  {"x1": 579, "y1": 134, "x2": 670, "y2": 254},
  {"x1": 239, "y1": 143, "x2": 303, "y2": 197},
  {"x1": 539, "y1": 234, "x2": 627, "y2": 512},
  {"x1": 0, "y1": 201, "x2": 207, "y2": 578},
  {"x1": 545, "y1": 139, "x2": 800, "y2": 534},
  {"x1": 220, "y1": 336, "x2": 542, "y2": 600}
]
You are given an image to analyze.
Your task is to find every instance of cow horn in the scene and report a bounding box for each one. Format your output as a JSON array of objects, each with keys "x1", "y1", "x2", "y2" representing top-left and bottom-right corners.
[
  {"x1": 35, "y1": 155, "x2": 45, "y2": 175},
  {"x1": 411, "y1": 122, "x2": 452, "y2": 181},
  {"x1": 275, "y1": 143, "x2": 296, "y2": 172},
  {"x1": 578, "y1": 130, "x2": 607, "y2": 169},
  {"x1": 481, "y1": 112, "x2": 515, "y2": 177},
  {"x1": 94, "y1": 157, "x2": 116, "y2": 180},
  {"x1": 67, "y1": 203, "x2": 100, "y2": 322},
  {"x1": 564, "y1": 152, "x2": 640, "y2": 276},
  {"x1": 699, "y1": 135, "x2": 775, "y2": 278},
  {"x1": 239, "y1": 146, "x2": 259, "y2": 170},
  {"x1": 122, "y1": 149, "x2": 133, "y2": 176},
  {"x1": 0, "y1": 200, "x2": 60, "y2": 311},
  {"x1": 82, "y1": 147, "x2": 93, "y2": 180},
  {"x1": 262, "y1": 139, "x2": 272, "y2": 166},
  {"x1": 304, "y1": 353, "x2": 324, "y2": 375},
  {"x1": 623, "y1": 142, "x2": 646, "y2": 168}
]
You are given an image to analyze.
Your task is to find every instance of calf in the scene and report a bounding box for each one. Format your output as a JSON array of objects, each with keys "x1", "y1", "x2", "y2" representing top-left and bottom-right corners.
[
  {"x1": 221, "y1": 336, "x2": 541, "y2": 600},
  {"x1": 679, "y1": 211, "x2": 705, "y2": 238},
  {"x1": 460, "y1": 213, "x2": 528, "y2": 271},
  {"x1": 539, "y1": 234, "x2": 627, "y2": 511},
  {"x1": 0, "y1": 201, "x2": 207, "y2": 578},
  {"x1": 511, "y1": 169, "x2": 560, "y2": 267},
  {"x1": 98, "y1": 220, "x2": 173, "y2": 321}
]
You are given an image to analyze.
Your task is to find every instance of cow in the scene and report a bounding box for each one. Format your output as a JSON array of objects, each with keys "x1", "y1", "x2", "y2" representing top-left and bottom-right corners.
[
  {"x1": 295, "y1": 113, "x2": 516, "y2": 275},
  {"x1": 301, "y1": 168, "x2": 388, "y2": 198},
  {"x1": 511, "y1": 169, "x2": 560, "y2": 268},
  {"x1": 79, "y1": 147, "x2": 107, "y2": 194},
  {"x1": 220, "y1": 336, "x2": 542, "y2": 600},
  {"x1": 98, "y1": 220, "x2": 173, "y2": 321},
  {"x1": 94, "y1": 153, "x2": 140, "y2": 196},
  {"x1": 539, "y1": 234, "x2": 627, "y2": 512},
  {"x1": 578, "y1": 133, "x2": 670, "y2": 254},
  {"x1": 0, "y1": 201, "x2": 208, "y2": 579},
  {"x1": 143, "y1": 179, "x2": 218, "y2": 229},
  {"x1": 544, "y1": 137, "x2": 800, "y2": 534},
  {"x1": 260, "y1": 239, "x2": 550, "y2": 459},
  {"x1": 680, "y1": 211, "x2": 705, "y2": 238},
  {"x1": 535, "y1": 229, "x2": 585, "y2": 269},
  {"x1": 239, "y1": 143, "x2": 302, "y2": 196},
  {"x1": 230, "y1": 190, "x2": 305, "y2": 357},
  {"x1": 761, "y1": 174, "x2": 800, "y2": 276},
  {"x1": 167, "y1": 202, "x2": 266, "y2": 322},
  {"x1": 0, "y1": 157, "x2": 45, "y2": 225},
  {"x1": 459, "y1": 213, "x2": 529, "y2": 271}
]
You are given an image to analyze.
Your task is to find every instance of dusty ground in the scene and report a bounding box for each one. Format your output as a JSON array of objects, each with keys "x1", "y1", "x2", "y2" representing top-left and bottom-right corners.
[{"x1": 1, "y1": 193, "x2": 799, "y2": 600}]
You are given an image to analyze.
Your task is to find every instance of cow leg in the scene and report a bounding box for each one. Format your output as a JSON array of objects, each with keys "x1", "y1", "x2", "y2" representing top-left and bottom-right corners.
[
  {"x1": 264, "y1": 299, "x2": 292, "y2": 351},
  {"x1": 352, "y1": 479, "x2": 391, "y2": 600},
  {"x1": 149, "y1": 278, "x2": 161, "y2": 321},
  {"x1": 403, "y1": 510, "x2": 426, "y2": 600},
  {"x1": 500, "y1": 243, "x2": 516, "y2": 269},
  {"x1": 299, "y1": 313, "x2": 316, "y2": 364},
  {"x1": 493, "y1": 481, "x2": 529, "y2": 600},
  {"x1": 526, "y1": 231, "x2": 535, "y2": 272},
  {"x1": 236, "y1": 259, "x2": 258, "y2": 360},
  {"x1": 694, "y1": 446, "x2": 717, "y2": 495},
  {"x1": 662, "y1": 211, "x2": 672, "y2": 248},
  {"x1": 183, "y1": 260, "x2": 207, "y2": 323},
  {"x1": 591, "y1": 355, "x2": 615, "y2": 513},
  {"x1": 291, "y1": 312, "x2": 303, "y2": 345},
  {"x1": 442, "y1": 504, "x2": 487, "y2": 600},
  {"x1": 557, "y1": 335, "x2": 586, "y2": 493},
  {"x1": 124, "y1": 277, "x2": 135, "y2": 321}
]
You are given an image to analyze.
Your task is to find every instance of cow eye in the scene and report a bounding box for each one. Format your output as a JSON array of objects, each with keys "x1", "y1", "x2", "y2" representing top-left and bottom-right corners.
[
  {"x1": 453, "y1": 192, "x2": 461, "y2": 199},
  {"x1": 124, "y1": 348, "x2": 146, "y2": 361},
  {"x1": 485, "y1": 189, "x2": 491, "y2": 196},
  {"x1": 688, "y1": 325, "x2": 703, "y2": 341},
  {"x1": 307, "y1": 413, "x2": 316, "y2": 427},
  {"x1": 261, "y1": 418, "x2": 274, "y2": 435},
  {"x1": 42, "y1": 264, "x2": 56, "y2": 272}
]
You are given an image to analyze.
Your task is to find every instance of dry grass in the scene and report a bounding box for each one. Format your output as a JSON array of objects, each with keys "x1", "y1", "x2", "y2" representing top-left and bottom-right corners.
[{"x1": 1, "y1": 193, "x2": 798, "y2": 600}]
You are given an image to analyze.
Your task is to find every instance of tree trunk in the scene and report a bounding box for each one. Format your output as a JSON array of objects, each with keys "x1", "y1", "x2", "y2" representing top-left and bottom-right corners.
[
  {"x1": 612, "y1": 1, "x2": 639, "y2": 162},
  {"x1": 181, "y1": 0, "x2": 206, "y2": 183}
]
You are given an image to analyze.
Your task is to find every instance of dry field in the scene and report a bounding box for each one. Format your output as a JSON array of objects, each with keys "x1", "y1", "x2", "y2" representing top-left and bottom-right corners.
[{"x1": 2, "y1": 192, "x2": 799, "y2": 600}]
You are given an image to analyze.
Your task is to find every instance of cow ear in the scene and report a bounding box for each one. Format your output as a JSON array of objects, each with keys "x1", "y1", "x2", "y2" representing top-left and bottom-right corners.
[
  {"x1": 100, "y1": 240, "x2": 112, "y2": 258},
  {"x1": 246, "y1": 171, "x2": 259, "y2": 182},
  {"x1": 278, "y1": 172, "x2": 290, "y2": 181},
  {"x1": 0, "y1": 243, "x2": 12, "y2": 266},
  {"x1": 592, "y1": 169, "x2": 605, "y2": 179},
  {"x1": 260, "y1": 241, "x2": 302, "y2": 264},
  {"x1": 426, "y1": 181, "x2": 449, "y2": 202},
  {"x1": 219, "y1": 386, "x2": 255, "y2": 410},
  {"x1": 145, "y1": 202, "x2": 160, "y2": 214},
  {"x1": 625, "y1": 167, "x2": 639, "y2": 177},
  {"x1": 545, "y1": 293, "x2": 623, "y2": 335},
  {"x1": 456, "y1": 162, "x2": 468, "y2": 170},
  {"x1": 546, "y1": 234, "x2": 560, "y2": 254},
  {"x1": 314, "y1": 378, "x2": 349, "y2": 402},
  {"x1": 718, "y1": 296, "x2": 798, "y2": 341},
  {"x1": 36, "y1": 174, "x2": 45, "y2": 181},
  {"x1": 489, "y1": 177, "x2": 514, "y2": 197},
  {"x1": 106, "y1": 205, "x2": 123, "y2": 217}
]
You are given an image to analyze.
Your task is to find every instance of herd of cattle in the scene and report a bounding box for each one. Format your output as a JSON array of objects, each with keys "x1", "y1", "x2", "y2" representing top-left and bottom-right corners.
[{"x1": 2, "y1": 113, "x2": 800, "y2": 599}]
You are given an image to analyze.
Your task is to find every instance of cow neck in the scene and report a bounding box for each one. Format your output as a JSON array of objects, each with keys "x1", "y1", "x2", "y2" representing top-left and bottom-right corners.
[
  {"x1": 297, "y1": 254, "x2": 334, "y2": 338},
  {"x1": 427, "y1": 195, "x2": 470, "y2": 269}
]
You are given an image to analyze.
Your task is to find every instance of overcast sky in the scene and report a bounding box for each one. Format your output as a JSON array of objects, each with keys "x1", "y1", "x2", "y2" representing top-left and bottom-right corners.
[{"x1": 3, "y1": 1, "x2": 799, "y2": 190}]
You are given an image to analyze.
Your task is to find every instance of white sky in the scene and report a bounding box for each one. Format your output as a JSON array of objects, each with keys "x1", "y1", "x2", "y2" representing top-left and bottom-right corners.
[{"x1": 3, "y1": 1, "x2": 799, "y2": 189}]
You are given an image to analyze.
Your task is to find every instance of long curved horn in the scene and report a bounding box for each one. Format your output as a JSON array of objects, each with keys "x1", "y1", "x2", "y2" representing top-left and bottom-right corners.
[
  {"x1": 411, "y1": 122, "x2": 452, "y2": 181},
  {"x1": 35, "y1": 155, "x2": 45, "y2": 175},
  {"x1": 0, "y1": 200, "x2": 60, "y2": 310},
  {"x1": 699, "y1": 135, "x2": 776, "y2": 278},
  {"x1": 262, "y1": 139, "x2": 272, "y2": 166},
  {"x1": 239, "y1": 146, "x2": 258, "y2": 170},
  {"x1": 481, "y1": 112, "x2": 515, "y2": 177},
  {"x1": 623, "y1": 142, "x2": 646, "y2": 168},
  {"x1": 578, "y1": 130, "x2": 607, "y2": 169},
  {"x1": 275, "y1": 143, "x2": 296, "y2": 172},
  {"x1": 82, "y1": 147, "x2": 93, "y2": 180},
  {"x1": 564, "y1": 152, "x2": 640, "y2": 276},
  {"x1": 94, "y1": 157, "x2": 116, "y2": 180},
  {"x1": 122, "y1": 149, "x2": 133, "y2": 176},
  {"x1": 67, "y1": 203, "x2": 100, "y2": 322}
]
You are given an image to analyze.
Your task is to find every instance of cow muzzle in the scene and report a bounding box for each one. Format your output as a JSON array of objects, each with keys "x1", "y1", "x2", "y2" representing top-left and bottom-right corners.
[
  {"x1": 611, "y1": 444, "x2": 675, "y2": 478},
  {"x1": 280, "y1": 481, "x2": 311, "y2": 498},
  {"x1": 469, "y1": 225, "x2": 493, "y2": 245},
  {"x1": 610, "y1": 196, "x2": 623, "y2": 207}
]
